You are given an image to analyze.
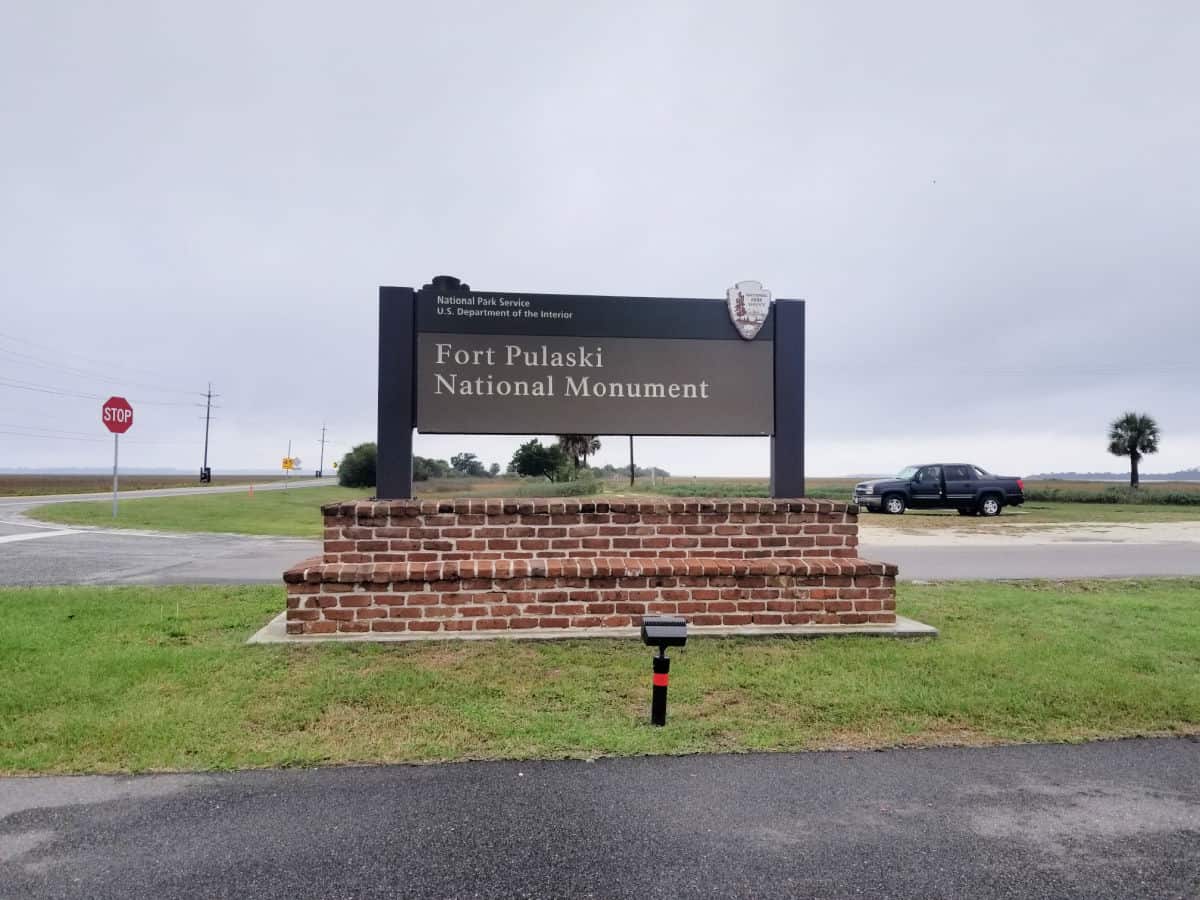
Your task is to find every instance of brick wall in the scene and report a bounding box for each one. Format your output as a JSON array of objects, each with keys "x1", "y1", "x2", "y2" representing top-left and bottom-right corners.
[
  {"x1": 284, "y1": 556, "x2": 897, "y2": 636},
  {"x1": 283, "y1": 499, "x2": 900, "y2": 637},
  {"x1": 320, "y1": 498, "x2": 859, "y2": 564}
]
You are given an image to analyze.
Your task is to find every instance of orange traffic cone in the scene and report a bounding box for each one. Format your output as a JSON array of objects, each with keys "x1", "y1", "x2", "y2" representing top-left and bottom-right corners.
[{"x1": 248, "y1": 484, "x2": 254, "y2": 498}]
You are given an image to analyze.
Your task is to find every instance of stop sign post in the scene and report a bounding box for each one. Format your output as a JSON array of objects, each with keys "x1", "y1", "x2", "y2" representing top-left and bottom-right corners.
[{"x1": 102, "y1": 397, "x2": 134, "y2": 517}]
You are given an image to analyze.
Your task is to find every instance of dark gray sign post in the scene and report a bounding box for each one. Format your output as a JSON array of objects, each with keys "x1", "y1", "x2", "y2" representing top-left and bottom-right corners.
[
  {"x1": 377, "y1": 276, "x2": 804, "y2": 499},
  {"x1": 770, "y1": 297, "x2": 806, "y2": 498},
  {"x1": 377, "y1": 285, "x2": 417, "y2": 500}
]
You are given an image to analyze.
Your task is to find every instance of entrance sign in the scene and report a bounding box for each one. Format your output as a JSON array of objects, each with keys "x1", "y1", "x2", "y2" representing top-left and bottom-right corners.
[
  {"x1": 378, "y1": 277, "x2": 805, "y2": 498},
  {"x1": 101, "y1": 396, "x2": 133, "y2": 518}
]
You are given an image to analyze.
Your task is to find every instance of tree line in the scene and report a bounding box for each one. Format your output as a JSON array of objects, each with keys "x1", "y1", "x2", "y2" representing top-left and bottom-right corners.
[
  {"x1": 337, "y1": 412, "x2": 1168, "y2": 491},
  {"x1": 337, "y1": 434, "x2": 670, "y2": 488},
  {"x1": 502, "y1": 435, "x2": 602, "y2": 482},
  {"x1": 338, "y1": 445, "x2": 503, "y2": 487},
  {"x1": 506, "y1": 435, "x2": 667, "y2": 482},
  {"x1": 338, "y1": 434, "x2": 676, "y2": 489}
]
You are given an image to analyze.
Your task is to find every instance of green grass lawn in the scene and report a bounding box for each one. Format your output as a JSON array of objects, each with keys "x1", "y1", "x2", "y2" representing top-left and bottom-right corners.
[
  {"x1": 1, "y1": 579, "x2": 1197, "y2": 774},
  {"x1": 29, "y1": 479, "x2": 558, "y2": 537},
  {"x1": 31, "y1": 482, "x2": 1200, "y2": 538},
  {"x1": 32, "y1": 485, "x2": 369, "y2": 537},
  {"x1": 0, "y1": 474, "x2": 289, "y2": 497}
]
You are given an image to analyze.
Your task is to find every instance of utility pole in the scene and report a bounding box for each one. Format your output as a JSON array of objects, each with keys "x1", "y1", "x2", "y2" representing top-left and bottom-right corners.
[
  {"x1": 318, "y1": 424, "x2": 328, "y2": 478},
  {"x1": 200, "y1": 382, "x2": 215, "y2": 482},
  {"x1": 629, "y1": 435, "x2": 635, "y2": 488}
]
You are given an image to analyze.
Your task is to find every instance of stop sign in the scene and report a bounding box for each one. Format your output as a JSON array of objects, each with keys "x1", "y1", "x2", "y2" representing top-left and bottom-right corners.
[{"x1": 102, "y1": 396, "x2": 134, "y2": 434}]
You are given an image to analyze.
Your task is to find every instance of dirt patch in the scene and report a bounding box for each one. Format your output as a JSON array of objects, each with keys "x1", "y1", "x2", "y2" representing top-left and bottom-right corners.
[
  {"x1": 410, "y1": 646, "x2": 482, "y2": 671},
  {"x1": 861, "y1": 520, "x2": 1200, "y2": 548},
  {"x1": 808, "y1": 722, "x2": 1002, "y2": 751},
  {"x1": 689, "y1": 690, "x2": 747, "y2": 718}
]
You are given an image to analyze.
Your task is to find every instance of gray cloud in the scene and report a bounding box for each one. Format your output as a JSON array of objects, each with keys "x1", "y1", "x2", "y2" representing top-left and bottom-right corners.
[{"x1": 1, "y1": 1, "x2": 1196, "y2": 477}]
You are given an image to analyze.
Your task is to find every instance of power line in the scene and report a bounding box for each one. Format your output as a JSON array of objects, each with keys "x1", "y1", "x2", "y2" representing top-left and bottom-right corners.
[
  {"x1": 0, "y1": 413, "x2": 218, "y2": 440},
  {"x1": 0, "y1": 376, "x2": 102, "y2": 401},
  {"x1": 809, "y1": 358, "x2": 1200, "y2": 377},
  {"x1": 0, "y1": 329, "x2": 196, "y2": 387},
  {"x1": 0, "y1": 428, "x2": 108, "y2": 443},
  {"x1": 0, "y1": 376, "x2": 200, "y2": 407},
  {"x1": 0, "y1": 421, "x2": 101, "y2": 438},
  {"x1": 0, "y1": 426, "x2": 195, "y2": 446},
  {"x1": 0, "y1": 346, "x2": 203, "y2": 397}
]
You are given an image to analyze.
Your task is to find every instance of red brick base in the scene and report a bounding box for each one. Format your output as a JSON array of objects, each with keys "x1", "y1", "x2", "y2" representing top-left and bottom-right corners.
[
  {"x1": 283, "y1": 498, "x2": 900, "y2": 638},
  {"x1": 284, "y1": 555, "x2": 898, "y2": 635}
]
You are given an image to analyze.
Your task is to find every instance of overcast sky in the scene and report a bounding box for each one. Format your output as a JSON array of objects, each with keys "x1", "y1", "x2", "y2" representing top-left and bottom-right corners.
[{"x1": 2, "y1": 2, "x2": 1196, "y2": 478}]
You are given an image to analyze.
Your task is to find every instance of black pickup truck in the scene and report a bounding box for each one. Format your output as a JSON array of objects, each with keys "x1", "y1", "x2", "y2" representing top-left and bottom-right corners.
[{"x1": 852, "y1": 464, "x2": 1025, "y2": 516}]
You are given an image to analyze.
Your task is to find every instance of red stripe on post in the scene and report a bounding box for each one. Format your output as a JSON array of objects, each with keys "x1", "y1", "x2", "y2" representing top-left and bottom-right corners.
[{"x1": 652, "y1": 673, "x2": 669, "y2": 687}]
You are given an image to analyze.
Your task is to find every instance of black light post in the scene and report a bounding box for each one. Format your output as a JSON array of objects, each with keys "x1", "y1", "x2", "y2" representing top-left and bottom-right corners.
[{"x1": 640, "y1": 616, "x2": 687, "y2": 726}]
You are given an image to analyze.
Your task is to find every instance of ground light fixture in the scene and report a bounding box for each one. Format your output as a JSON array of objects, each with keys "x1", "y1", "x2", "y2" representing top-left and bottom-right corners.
[{"x1": 640, "y1": 616, "x2": 688, "y2": 726}]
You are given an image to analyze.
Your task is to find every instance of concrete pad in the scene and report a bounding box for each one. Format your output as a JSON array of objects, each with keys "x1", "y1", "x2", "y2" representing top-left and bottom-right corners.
[{"x1": 247, "y1": 613, "x2": 937, "y2": 644}]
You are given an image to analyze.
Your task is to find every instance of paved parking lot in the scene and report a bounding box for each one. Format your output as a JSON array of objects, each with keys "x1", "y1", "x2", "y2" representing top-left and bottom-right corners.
[
  {"x1": 3, "y1": 487, "x2": 1199, "y2": 586},
  {"x1": 2, "y1": 738, "x2": 1196, "y2": 899},
  {"x1": 0, "y1": 482, "x2": 322, "y2": 586}
]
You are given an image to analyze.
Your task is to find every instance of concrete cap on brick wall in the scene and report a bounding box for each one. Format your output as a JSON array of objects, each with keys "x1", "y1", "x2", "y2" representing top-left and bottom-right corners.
[
  {"x1": 320, "y1": 498, "x2": 856, "y2": 518},
  {"x1": 283, "y1": 555, "x2": 898, "y2": 586}
]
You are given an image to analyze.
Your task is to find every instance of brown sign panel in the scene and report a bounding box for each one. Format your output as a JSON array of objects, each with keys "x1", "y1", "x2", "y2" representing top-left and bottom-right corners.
[
  {"x1": 377, "y1": 279, "x2": 804, "y2": 498},
  {"x1": 415, "y1": 333, "x2": 773, "y2": 435}
]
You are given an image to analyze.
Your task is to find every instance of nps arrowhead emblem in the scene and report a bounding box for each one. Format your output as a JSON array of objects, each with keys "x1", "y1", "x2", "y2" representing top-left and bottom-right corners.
[{"x1": 726, "y1": 280, "x2": 773, "y2": 340}]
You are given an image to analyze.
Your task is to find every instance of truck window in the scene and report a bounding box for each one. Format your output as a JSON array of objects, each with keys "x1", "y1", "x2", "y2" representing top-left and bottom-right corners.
[
  {"x1": 916, "y1": 466, "x2": 941, "y2": 483},
  {"x1": 944, "y1": 465, "x2": 971, "y2": 480},
  {"x1": 973, "y1": 466, "x2": 992, "y2": 479}
]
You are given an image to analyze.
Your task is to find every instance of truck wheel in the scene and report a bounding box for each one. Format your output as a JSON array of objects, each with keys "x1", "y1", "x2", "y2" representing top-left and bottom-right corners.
[
  {"x1": 883, "y1": 494, "x2": 906, "y2": 515},
  {"x1": 979, "y1": 494, "x2": 1002, "y2": 517}
]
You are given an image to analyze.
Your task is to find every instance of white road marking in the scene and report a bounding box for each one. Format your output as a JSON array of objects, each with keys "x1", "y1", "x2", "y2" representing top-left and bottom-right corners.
[
  {"x1": 77, "y1": 529, "x2": 186, "y2": 539},
  {"x1": 0, "y1": 529, "x2": 78, "y2": 544},
  {"x1": 0, "y1": 518, "x2": 68, "y2": 531}
]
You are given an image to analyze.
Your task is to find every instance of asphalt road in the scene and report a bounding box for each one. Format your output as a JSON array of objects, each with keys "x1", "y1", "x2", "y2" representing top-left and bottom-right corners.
[
  {"x1": 2, "y1": 738, "x2": 1197, "y2": 899},
  {"x1": 3, "y1": 527, "x2": 1199, "y2": 586},
  {"x1": 0, "y1": 480, "x2": 324, "y2": 586},
  {"x1": 2, "y1": 484, "x2": 1199, "y2": 585},
  {"x1": 0, "y1": 477, "x2": 326, "y2": 507}
]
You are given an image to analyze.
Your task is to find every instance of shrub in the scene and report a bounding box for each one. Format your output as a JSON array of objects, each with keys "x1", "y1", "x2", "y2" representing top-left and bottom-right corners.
[
  {"x1": 1023, "y1": 484, "x2": 1200, "y2": 505},
  {"x1": 413, "y1": 456, "x2": 451, "y2": 481},
  {"x1": 513, "y1": 476, "x2": 602, "y2": 497},
  {"x1": 649, "y1": 481, "x2": 769, "y2": 498},
  {"x1": 509, "y1": 439, "x2": 571, "y2": 481},
  {"x1": 338, "y1": 443, "x2": 377, "y2": 488}
]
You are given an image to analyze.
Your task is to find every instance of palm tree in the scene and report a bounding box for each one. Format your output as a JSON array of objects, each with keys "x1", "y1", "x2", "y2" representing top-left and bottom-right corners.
[
  {"x1": 556, "y1": 435, "x2": 602, "y2": 471},
  {"x1": 1107, "y1": 412, "x2": 1160, "y2": 487},
  {"x1": 583, "y1": 435, "x2": 600, "y2": 468}
]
